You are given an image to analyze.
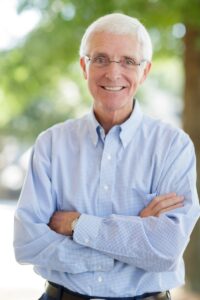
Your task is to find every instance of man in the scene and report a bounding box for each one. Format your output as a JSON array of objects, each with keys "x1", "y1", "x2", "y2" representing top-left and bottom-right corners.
[{"x1": 14, "y1": 13, "x2": 200, "y2": 300}]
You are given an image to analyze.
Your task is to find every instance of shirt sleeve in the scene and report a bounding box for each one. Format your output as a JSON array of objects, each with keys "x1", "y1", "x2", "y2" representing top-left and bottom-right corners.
[
  {"x1": 73, "y1": 132, "x2": 200, "y2": 272},
  {"x1": 13, "y1": 132, "x2": 114, "y2": 274}
]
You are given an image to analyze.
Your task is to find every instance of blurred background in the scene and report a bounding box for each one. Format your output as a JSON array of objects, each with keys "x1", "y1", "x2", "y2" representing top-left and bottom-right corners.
[{"x1": 0, "y1": 0, "x2": 200, "y2": 299}]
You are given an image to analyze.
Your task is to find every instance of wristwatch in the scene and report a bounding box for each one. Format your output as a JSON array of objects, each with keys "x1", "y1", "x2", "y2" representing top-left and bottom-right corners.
[{"x1": 71, "y1": 217, "x2": 79, "y2": 235}]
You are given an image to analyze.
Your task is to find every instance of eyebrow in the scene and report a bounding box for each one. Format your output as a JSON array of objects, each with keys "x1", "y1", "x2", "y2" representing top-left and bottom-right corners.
[
  {"x1": 92, "y1": 52, "x2": 109, "y2": 57},
  {"x1": 91, "y1": 52, "x2": 137, "y2": 60}
]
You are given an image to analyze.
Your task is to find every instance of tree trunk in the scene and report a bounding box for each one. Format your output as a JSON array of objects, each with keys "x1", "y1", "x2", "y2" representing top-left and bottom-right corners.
[{"x1": 183, "y1": 26, "x2": 200, "y2": 292}]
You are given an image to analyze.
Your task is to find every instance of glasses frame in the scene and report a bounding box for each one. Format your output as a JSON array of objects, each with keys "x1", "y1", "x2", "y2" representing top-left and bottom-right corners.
[{"x1": 84, "y1": 55, "x2": 148, "y2": 69}]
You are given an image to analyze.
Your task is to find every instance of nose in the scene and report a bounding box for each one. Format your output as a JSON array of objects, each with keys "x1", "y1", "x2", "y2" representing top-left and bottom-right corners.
[{"x1": 105, "y1": 61, "x2": 122, "y2": 81}]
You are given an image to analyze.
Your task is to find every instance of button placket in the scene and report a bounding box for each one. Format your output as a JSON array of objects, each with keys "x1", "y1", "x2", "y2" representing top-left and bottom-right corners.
[{"x1": 98, "y1": 133, "x2": 119, "y2": 216}]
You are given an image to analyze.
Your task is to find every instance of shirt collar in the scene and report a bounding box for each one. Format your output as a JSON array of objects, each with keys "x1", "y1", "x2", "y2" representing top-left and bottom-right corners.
[
  {"x1": 119, "y1": 100, "x2": 144, "y2": 148},
  {"x1": 87, "y1": 100, "x2": 143, "y2": 148},
  {"x1": 87, "y1": 109, "x2": 101, "y2": 147}
]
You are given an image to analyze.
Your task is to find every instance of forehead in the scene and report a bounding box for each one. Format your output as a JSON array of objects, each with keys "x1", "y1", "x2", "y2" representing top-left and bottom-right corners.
[{"x1": 87, "y1": 31, "x2": 141, "y2": 57}]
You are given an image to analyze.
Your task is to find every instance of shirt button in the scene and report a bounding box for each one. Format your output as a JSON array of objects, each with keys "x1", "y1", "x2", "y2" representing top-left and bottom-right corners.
[
  {"x1": 97, "y1": 265, "x2": 102, "y2": 270},
  {"x1": 103, "y1": 185, "x2": 109, "y2": 191},
  {"x1": 107, "y1": 154, "x2": 112, "y2": 160},
  {"x1": 85, "y1": 238, "x2": 89, "y2": 244},
  {"x1": 98, "y1": 276, "x2": 103, "y2": 282}
]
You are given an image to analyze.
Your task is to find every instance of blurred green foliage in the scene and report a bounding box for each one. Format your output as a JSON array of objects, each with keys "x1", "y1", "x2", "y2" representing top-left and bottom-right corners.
[{"x1": 0, "y1": 0, "x2": 200, "y2": 142}]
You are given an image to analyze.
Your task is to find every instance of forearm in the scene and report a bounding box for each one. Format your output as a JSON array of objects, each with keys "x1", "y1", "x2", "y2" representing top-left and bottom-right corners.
[
  {"x1": 14, "y1": 209, "x2": 114, "y2": 273},
  {"x1": 43, "y1": 196, "x2": 199, "y2": 273},
  {"x1": 49, "y1": 194, "x2": 197, "y2": 272},
  {"x1": 73, "y1": 208, "x2": 200, "y2": 272}
]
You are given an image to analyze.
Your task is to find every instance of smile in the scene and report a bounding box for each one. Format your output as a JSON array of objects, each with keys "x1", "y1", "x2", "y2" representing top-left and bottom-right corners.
[{"x1": 101, "y1": 86, "x2": 125, "y2": 91}]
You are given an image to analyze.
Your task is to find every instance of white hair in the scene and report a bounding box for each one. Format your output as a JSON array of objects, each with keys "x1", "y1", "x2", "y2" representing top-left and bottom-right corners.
[{"x1": 79, "y1": 13, "x2": 153, "y2": 61}]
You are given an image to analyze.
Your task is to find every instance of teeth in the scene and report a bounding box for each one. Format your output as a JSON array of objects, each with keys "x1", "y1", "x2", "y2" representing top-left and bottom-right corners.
[{"x1": 104, "y1": 86, "x2": 123, "y2": 91}]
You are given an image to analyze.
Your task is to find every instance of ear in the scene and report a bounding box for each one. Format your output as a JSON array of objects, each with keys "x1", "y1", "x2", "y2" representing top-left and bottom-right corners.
[
  {"x1": 139, "y1": 61, "x2": 152, "y2": 84},
  {"x1": 80, "y1": 57, "x2": 88, "y2": 80}
]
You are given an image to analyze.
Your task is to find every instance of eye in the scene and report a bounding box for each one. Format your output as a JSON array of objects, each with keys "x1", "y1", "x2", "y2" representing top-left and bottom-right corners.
[
  {"x1": 93, "y1": 55, "x2": 108, "y2": 64},
  {"x1": 124, "y1": 57, "x2": 137, "y2": 66}
]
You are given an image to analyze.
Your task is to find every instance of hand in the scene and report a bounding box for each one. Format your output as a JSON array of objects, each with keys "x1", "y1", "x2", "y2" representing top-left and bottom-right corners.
[
  {"x1": 139, "y1": 193, "x2": 184, "y2": 218},
  {"x1": 48, "y1": 211, "x2": 81, "y2": 236}
]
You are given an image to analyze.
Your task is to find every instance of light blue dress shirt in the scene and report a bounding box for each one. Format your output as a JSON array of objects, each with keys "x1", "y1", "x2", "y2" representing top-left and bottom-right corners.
[{"x1": 14, "y1": 100, "x2": 200, "y2": 297}]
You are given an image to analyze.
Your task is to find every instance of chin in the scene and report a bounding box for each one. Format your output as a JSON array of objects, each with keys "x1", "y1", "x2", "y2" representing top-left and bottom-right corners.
[{"x1": 102, "y1": 98, "x2": 131, "y2": 109}]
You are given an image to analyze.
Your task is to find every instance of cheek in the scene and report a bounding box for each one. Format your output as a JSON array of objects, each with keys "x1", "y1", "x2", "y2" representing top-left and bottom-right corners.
[
  {"x1": 88, "y1": 73, "x2": 100, "y2": 89},
  {"x1": 87, "y1": 75, "x2": 95, "y2": 88},
  {"x1": 87, "y1": 77, "x2": 99, "y2": 97},
  {"x1": 129, "y1": 73, "x2": 143, "y2": 88},
  {"x1": 129, "y1": 78, "x2": 139, "y2": 89}
]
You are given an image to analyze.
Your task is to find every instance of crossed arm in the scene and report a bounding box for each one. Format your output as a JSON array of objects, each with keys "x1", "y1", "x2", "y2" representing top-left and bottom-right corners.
[
  {"x1": 14, "y1": 132, "x2": 200, "y2": 273},
  {"x1": 48, "y1": 193, "x2": 184, "y2": 236}
]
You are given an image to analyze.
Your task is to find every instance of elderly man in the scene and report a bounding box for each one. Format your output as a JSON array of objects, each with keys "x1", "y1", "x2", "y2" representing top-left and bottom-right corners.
[{"x1": 14, "y1": 13, "x2": 200, "y2": 300}]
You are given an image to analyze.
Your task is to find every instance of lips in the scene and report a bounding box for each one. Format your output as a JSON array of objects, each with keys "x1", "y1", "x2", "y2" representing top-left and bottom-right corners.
[{"x1": 101, "y1": 86, "x2": 125, "y2": 91}]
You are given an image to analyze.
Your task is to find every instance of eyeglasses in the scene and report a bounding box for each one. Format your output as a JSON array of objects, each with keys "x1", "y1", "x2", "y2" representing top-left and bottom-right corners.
[{"x1": 85, "y1": 54, "x2": 147, "y2": 69}]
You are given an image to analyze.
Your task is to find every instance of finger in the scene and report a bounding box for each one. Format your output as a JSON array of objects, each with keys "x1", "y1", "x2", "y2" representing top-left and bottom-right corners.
[
  {"x1": 48, "y1": 220, "x2": 55, "y2": 230},
  {"x1": 152, "y1": 195, "x2": 184, "y2": 211},
  {"x1": 48, "y1": 216, "x2": 59, "y2": 228},
  {"x1": 156, "y1": 202, "x2": 184, "y2": 217},
  {"x1": 152, "y1": 197, "x2": 184, "y2": 215},
  {"x1": 148, "y1": 193, "x2": 177, "y2": 209},
  {"x1": 50, "y1": 211, "x2": 66, "y2": 223}
]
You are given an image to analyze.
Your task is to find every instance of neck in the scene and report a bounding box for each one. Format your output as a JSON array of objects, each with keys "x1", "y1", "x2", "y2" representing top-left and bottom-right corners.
[{"x1": 94, "y1": 103, "x2": 134, "y2": 134}]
